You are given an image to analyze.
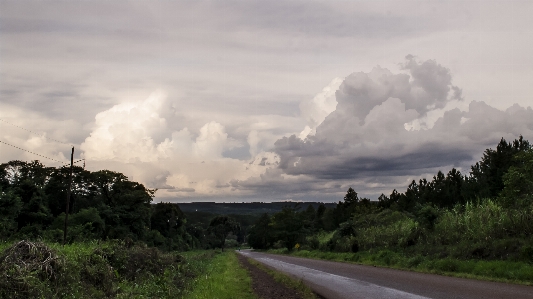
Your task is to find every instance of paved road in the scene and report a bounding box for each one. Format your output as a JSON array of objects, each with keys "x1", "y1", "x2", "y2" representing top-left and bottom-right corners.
[{"x1": 238, "y1": 250, "x2": 533, "y2": 299}]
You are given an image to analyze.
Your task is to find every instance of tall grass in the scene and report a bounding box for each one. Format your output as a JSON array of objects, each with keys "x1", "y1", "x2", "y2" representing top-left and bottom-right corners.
[
  {"x1": 358, "y1": 218, "x2": 418, "y2": 249},
  {"x1": 431, "y1": 199, "x2": 533, "y2": 245}
]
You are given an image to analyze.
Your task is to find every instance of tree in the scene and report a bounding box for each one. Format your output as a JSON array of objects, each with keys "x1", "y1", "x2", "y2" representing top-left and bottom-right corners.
[
  {"x1": 344, "y1": 187, "x2": 359, "y2": 204},
  {"x1": 91, "y1": 170, "x2": 155, "y2": 240},
  {"x1": 0, "y1": 188, "x2": 22, "y2": 238},
  {"x1": 501, "y1": 149, "x2": 533, "y2": 205},
  {"x1": 332, "y1": 188, "x2": 360, "y2": 226},
  {"x1": 150, "y1": 202, "x2": 187, "y2": 250},
  {"x1": 463, "y1": 136, "x2": 530, "y2": 200},
  {"x1": 247, "y1": 213, "x2": 273, "y2": 249},
  {"x1": 208, "y1": 216, "x2": 240, "y2": 251},
  {"x1": 270, "y1": 206, "x2": 305, "y2": 250}
]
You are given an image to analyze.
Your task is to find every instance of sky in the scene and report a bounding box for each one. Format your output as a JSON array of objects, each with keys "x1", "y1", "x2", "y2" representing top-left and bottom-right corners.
[{"x1": 1, "y1": 1, "x2": 533, "y2": 203}]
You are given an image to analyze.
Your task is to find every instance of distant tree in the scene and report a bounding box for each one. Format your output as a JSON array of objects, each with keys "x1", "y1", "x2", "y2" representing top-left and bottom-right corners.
[
  {"x1": 270, "y1": 206, "x2": 306, "y2": 250},
  {"x1": 247, "y1": 213, "x2": 273, "y2": 249},
  {"x1": 151, "y1": 202, "x2": 187, "y2": 250},
  {"x1": 208, "y1": 216, "x2": 240, "y2": 251},
  {"x1": 314, "y1": 203, "x2": 327, "y2": 230},
  {"x1": 463, "y1": 136, "x2": 530, "y2": 200},
  {"x1": 377, "y1": 193, "x2": 392, "y2": 209},
  {"x1": 302, "y1": 204, "x2": 317, "y2": 231},
  {"x1": 332, "y1": 188, "x2": 360, "y2": 226},
  {"x1": 344, "y1": 187, "x2": 359, "y2": 204}
]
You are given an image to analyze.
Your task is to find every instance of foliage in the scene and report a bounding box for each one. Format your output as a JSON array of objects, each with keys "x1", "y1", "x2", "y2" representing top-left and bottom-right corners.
[
  {"x1": 500, "y1": 149, "x2": 533, "y2": 205},
  {"x1": 270, "y1": 206, "x2": 308, "y2": 250},
  {"x1": 463, "y1": 136, "x2": 530, "y2": 200},
  {"x1": 208, "y1": 216, "x2": 240, "y2": 251},
  {"x1": 0, "y1": 188, "x2": 22, "y2": 238},
  {"x1": 0, "y1": 240, "x2": 201, "y2": 299},
  {"x1": 247, "y1": 213, "x2": 273, "y2": 249},
  {"x1": 0, "y1": 160, "x2": 207, "y2": 251},
  {"x1": 430, "y1": 199, "x2": 533, "y2": 248}
]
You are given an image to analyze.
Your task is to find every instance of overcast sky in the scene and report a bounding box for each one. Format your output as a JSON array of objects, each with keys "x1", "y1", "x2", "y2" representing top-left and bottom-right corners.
[{"x1": 2, "y1": 1, "x2": 533, "y2": 202}]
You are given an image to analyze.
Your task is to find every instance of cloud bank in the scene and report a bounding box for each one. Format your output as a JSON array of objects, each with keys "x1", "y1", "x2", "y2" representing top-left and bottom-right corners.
[
  {"x1": 3, "y1": 55, "x2": 533, "y2": 202},
  {"x1": 235, "y1": 56, "x2": 533, "y2": 199}
]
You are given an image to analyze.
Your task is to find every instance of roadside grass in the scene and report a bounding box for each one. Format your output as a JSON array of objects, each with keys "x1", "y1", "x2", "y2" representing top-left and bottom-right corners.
[
  {"x1": 183, "y1": 251, "x2": 256, "y2": 299},
  {"x1": 0, "y1": 240, "x2": 205, "y2": 299},
  {"x1": 247, "y1": 257, "x2": 320, "y2": 299},
  {"x1": 267, "y1": 249, "x2": 533, "y2": 285}
]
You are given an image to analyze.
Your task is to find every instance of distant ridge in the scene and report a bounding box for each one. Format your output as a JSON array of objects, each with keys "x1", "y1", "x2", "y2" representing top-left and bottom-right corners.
[{"x1": 178, "y1": 201, "x2": 337, "y2": 215}]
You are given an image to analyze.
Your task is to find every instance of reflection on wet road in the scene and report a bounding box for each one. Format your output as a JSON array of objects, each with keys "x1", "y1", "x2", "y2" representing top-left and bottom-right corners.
[{"x1": 239, "y1": 250, "x2": 533, "y2": 299}]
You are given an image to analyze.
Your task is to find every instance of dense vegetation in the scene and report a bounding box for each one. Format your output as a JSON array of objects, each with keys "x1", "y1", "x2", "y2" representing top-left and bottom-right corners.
[
  {"x1": 0, "y1": 157, "x2": 273, "y2": 297},
  {"x1": 0, "y1": 239, "x2": 208, "y2": 299},
  {"x1": 248, "y1": 136, "x2": 533, "y2": 278},
  {"x1": 0, "y1": 161, "x2": 248, "y2": 251}
]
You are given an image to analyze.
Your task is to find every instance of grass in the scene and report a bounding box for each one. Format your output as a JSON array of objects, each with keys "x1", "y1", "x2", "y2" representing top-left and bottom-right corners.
[
  {"x1": 267, "y1": 249, "x2": 533, "y2": 285},
  {"x1": 0, "y1": 240, "x2": 204, "y2": 299},
  {"x1": 182, "y1": 251, "x2": 256, "y2": 299},
  {"x1": 247, "y1": 257, "x2": 320, "y2": 299}
]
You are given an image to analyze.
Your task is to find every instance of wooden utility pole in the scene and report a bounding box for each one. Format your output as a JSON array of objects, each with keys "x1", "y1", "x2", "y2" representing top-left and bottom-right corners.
[{"x1": 63, "y1": 146, "x2": 74, "y2": 245}]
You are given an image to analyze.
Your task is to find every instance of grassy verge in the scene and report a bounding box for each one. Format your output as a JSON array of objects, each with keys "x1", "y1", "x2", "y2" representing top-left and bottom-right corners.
[
  {"x1": 267, "y1": 249, "x2": 533, "y2": 285},
  {"x1": 247, "y1": 258, "x2": 320, "y2": 299},
  {"x1": 183, "y1": 251, "x2": 256, "y2": 299},
  {"x1": 0, "y1": 240, "x2": 203, "y2": 299}
]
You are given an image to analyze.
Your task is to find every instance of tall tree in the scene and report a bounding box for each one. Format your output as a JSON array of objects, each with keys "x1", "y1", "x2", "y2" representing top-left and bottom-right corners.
[
  {"x1": 247, "y1": 213, "x2": 273, "y2": 249},
  {"x1": 270, "y1": 206, "x2": 305, "y2": 250},
  {"x1": 463, "y1": 136, "x2": 530, "y2": 200},
  {"x1": 208, "y1": 216, "x2": 240, "y2": 251}
]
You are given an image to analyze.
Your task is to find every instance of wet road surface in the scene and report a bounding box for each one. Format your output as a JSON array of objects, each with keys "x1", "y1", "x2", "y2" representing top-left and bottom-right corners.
[{"x1": 238, "y1": 250, "x2": 533, "y2": 299}]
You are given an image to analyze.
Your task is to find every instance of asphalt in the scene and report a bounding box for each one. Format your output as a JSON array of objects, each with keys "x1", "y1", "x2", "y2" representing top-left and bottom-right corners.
[{"x1": 238, "y1": 250, "x2": 533, "y2": 299}]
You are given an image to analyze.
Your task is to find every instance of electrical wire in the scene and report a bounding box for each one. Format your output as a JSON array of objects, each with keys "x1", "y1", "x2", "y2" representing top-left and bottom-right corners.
[
  {"x1": 0, "y1": 139, "x2": 67, "y2": 164},
  {"x1": 0, "y1": 118, "x2": 72, "y2": 146}
]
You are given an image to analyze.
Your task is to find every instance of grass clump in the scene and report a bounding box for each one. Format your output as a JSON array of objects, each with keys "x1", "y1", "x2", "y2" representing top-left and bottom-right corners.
[
  {"x1": 183, "y1": 251, "x2": 255, "y2": 299},
  {"x1": 0, "y1": 240, "x2": 63, "y2": 298}
]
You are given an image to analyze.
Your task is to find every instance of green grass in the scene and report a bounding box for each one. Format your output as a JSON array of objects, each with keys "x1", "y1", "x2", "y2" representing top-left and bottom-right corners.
[
  {"x1": 183, "y1": 251, "x2": 256, "y2": 299},
  {"x1": 267, "y1": 249, "x2": 533, "y2": 285},
  {"x1": 0, "y1": 240, "x2": 204, "y2": 299},
  {"x1": 247, "y1": 258, "x2": 320, "y2": 299}
]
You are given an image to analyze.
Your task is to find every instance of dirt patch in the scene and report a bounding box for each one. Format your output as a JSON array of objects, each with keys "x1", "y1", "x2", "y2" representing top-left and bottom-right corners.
[{"x1": 237, "y1": 253, "x2": 306, "y2": 299}]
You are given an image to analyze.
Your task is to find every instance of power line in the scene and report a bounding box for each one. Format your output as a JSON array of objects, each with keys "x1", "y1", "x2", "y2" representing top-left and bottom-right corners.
[
  {"x1": 0, "y1": 139, "x2": 68, "y2": 164},
  {"x1": 0, "y1": 118, "x2": 72, "y2": 146}
]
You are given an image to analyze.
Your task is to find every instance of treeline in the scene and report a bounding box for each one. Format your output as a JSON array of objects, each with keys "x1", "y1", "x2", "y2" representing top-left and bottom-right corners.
[
  {"x1": 0, "y1": 161, "x2": 241, "y2": 251},
  {"x1": 248, "y1": 136, "x2": 533, "y2": 262}
]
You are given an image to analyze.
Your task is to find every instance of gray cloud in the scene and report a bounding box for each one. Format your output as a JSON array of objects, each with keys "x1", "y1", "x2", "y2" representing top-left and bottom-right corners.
[
  {"x1": 2, "y1": 1, "x2": 533, "y2": 202},
  {"x1": 262, "y1": 57, "x2": 533, "y2": 198}
]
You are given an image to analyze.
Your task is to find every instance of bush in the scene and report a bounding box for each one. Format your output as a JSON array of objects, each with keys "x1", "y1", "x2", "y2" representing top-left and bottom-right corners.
[{"x1": 0, "y1": 240, "x2": 62, "y2": 298}]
